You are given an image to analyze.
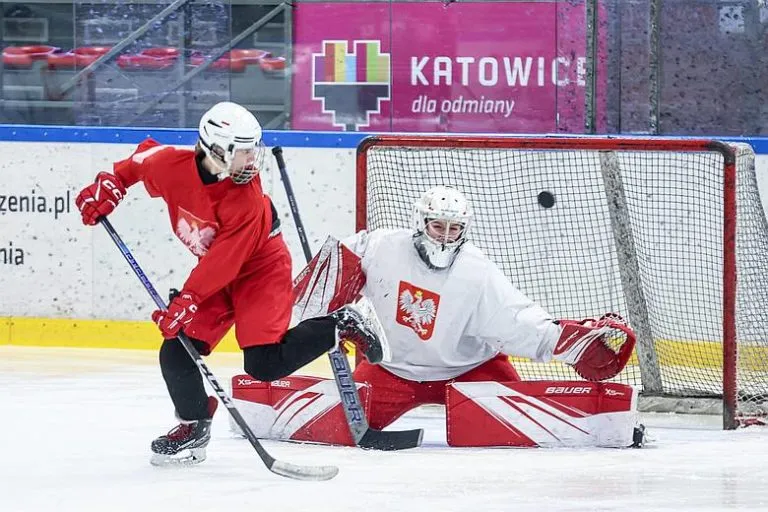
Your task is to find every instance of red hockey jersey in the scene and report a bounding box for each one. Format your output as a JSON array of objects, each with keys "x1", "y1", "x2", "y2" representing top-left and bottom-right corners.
[{"x1": 113, "y1": 138, "x2": 276, "y2": 302}]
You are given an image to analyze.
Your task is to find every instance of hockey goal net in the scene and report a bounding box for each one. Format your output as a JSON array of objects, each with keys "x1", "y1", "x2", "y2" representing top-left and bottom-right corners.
[{"x1": 356, "y1": 135, "x2": 768, "y2": 429}]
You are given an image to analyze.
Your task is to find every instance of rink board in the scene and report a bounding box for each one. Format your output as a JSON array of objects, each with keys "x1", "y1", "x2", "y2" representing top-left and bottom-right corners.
[
  {"x1": 4, "y1": 315, "x2": 768, "y2": 373},
  {"x1": 1, "y1": 128, "x2": 768, "y2": 370}
]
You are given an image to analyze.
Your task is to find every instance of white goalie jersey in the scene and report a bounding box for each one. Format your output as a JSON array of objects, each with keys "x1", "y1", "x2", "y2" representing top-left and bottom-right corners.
[{"x1": 342, "y1": 229, "x2": 562, "y2": 381}]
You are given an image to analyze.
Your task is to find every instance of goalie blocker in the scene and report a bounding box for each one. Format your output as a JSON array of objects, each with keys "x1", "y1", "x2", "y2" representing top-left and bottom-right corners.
[{"x1": 231, "y1": 375, "x2": 639, "y2": 448}]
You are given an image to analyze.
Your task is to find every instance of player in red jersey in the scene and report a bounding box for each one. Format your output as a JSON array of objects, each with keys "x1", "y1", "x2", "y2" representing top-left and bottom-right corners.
[{"x1": 75, "y1": 102, "x2": 387, "y2": 465}]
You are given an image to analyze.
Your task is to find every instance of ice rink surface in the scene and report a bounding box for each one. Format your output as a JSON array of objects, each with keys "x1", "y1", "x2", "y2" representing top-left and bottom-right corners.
[{"x1": 3, "y1": 346, "x2": 768, "y2": 512}]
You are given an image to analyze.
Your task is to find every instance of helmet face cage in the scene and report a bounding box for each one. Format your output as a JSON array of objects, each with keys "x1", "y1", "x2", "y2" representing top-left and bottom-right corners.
[
  {"x1": 229, "y1": 141, "x2": 266, "y2": 185},
  {"x1": 411, "y1": 186, "x2": 472, "y2": 269},
  {"x1": 419, "y1": 216, "x2": 469, "y2": 247}
]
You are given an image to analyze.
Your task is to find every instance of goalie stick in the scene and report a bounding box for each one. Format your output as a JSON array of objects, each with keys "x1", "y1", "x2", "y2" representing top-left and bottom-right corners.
[
  {"x1": 100, "y1": 217, "x2": 339, "y2": 481},
  {"x1": 272, "y1": 146, "x2": 423, "y2": 451}
]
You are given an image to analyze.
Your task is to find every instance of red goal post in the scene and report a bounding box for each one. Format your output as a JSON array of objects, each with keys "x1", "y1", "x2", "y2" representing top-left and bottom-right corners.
[{"x1": 356, "y1": 135, "x2": 768, "y2": 429}]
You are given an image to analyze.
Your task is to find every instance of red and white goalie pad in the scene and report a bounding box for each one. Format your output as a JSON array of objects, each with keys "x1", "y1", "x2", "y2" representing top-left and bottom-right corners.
[
  {"x1": 231, "y1": 374, "x2": 370, "y2": 446},
  {"x1": 292, "y1": 235, "x2": 365, "y2": 321},
  {"x1": 446, "y1": 381, "x2": 638, "y2": 448}
]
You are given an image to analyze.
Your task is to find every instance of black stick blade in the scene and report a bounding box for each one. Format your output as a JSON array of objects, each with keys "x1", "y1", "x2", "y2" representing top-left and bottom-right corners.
[{"x1": 358, "y1": 428, "x2": 424, "y2": 451}]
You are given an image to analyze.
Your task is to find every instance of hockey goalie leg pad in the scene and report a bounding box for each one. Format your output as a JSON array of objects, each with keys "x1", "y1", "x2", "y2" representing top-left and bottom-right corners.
[
  {"x1": 231, "y1": 374, "x2": 371, "y2": 446},
  {"x1": 446, "y1": 380, "x2": 638, "y2": 448}
]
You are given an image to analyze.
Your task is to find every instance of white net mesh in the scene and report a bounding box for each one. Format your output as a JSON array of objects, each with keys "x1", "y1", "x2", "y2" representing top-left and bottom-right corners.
[{"x1": 359, "y1": 137, "x2": 768, "y2": 428}]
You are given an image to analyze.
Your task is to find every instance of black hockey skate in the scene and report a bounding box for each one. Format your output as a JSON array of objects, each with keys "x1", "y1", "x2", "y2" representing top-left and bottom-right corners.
[
  {"x1": 150, "y1": 396, "x2": 218, "y2": 466},
  {"x1": 331, "y1": 301, "x2": 391, "y2": 364},
  {"x1": 631, "y1": 424, "x2": 648, "y2": 448}
]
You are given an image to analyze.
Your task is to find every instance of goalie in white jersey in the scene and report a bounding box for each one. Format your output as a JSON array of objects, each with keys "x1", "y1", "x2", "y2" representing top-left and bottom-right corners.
[
  {"x1": 341, "y1": 186, "x2": 638, "y2": 444},
  {"x1": 233, "y1": 185, "x2": 640, "y2": 448}
]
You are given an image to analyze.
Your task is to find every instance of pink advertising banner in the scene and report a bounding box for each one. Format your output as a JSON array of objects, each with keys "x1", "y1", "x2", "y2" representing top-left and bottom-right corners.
[{"x1": 291, "y1": 1, "x2": 603, "y2": 133}]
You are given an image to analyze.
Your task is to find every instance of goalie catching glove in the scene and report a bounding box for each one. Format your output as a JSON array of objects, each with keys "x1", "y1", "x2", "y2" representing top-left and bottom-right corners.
[{"x1": 553, "y1": 313, "x2": 636, "y2": 381}]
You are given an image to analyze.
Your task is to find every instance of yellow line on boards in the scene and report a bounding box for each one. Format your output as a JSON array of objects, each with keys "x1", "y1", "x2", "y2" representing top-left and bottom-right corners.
[
  {"x1": 3, "y1": 318, "x2": 766, "y2": 372},
  {"x1": 2, "y1": 317, "x2": 242, "y2": 352},
  {"x1": 511, "y1": 338, "x2": 766, "y2": 371}
]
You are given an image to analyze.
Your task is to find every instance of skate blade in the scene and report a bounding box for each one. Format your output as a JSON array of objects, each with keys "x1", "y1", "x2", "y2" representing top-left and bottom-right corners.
[{"x1": 150, "y1": 447, "x2": 207, "y2": 467}]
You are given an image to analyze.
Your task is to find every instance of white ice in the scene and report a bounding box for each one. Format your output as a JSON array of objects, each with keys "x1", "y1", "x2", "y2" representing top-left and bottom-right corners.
[{"x1": 3, "y1": 346, "x2": 768, "y2": 512}]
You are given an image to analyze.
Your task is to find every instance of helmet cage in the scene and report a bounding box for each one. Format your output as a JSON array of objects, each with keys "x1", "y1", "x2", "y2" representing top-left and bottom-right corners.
[
  {"x1": 199, "y1": 136, "x2": 265, "y2": 185},
  {"x1": 411, "y1": 192, "x2": 472, "y2": 270},
  {"x1": 421, "y1": 217, "x2": 469, "y2": 247}
]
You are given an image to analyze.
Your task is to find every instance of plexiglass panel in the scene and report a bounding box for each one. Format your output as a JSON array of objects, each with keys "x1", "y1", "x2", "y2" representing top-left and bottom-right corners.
[{"x1": 0, "y1": 0, "x2": 765, "y2": 134}]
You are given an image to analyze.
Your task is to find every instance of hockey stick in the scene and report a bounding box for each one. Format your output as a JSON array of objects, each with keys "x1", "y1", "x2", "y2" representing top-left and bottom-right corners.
[
  {"x1": 99, "y1": 217, "x2": 339, "y2": 481},
  {"x1": 272, "y1": 146, "x2": 423, "y2": 450}
]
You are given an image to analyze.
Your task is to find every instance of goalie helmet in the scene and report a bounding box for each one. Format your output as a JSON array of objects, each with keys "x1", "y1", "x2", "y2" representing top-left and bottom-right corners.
[
  {"x1": 198, "y1": 102, "x2": 266, "y2": 185},
  {"x1": 411, "y1": 186, "x2": 472, "y2": 270}
]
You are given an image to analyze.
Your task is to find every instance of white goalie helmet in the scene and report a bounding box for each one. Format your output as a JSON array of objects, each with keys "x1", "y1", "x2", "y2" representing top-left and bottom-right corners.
[
  {"x1": 198, "y1": 102, "x2": 266, "y2": 185},
  {"x1": 411, "y1": 186, "x2": 473, "y2": 270}
]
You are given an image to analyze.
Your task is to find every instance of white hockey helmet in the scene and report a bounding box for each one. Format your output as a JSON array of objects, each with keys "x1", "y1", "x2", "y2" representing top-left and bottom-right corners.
[
  {"x1": 198, "y1": 102, "x2": 265, "y2": 184},
  {"x1": 411, "y1": 186, "x2": 473, "y2": 269}
]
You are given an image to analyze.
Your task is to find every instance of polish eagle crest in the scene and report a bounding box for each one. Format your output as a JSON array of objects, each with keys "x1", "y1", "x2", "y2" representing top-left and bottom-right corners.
[
  {"x1": 397, "y1": 282, "x2": 440, "y2": 341},
  {"x1": 175, "y1": 207, "x2": 219, "y2": 257}
]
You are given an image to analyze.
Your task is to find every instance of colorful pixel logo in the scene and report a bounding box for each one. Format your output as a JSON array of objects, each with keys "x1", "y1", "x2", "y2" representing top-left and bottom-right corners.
[{"x1": 311, "y1": 40, "x2": 391, "y2": 131}]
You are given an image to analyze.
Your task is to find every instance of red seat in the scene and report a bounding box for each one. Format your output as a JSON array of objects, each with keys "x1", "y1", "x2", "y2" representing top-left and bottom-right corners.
[
  {"x1": 73, "y1": 46, "x2": 111, "y2": 56},
  {"x1": 46, "y1": 52, "x2": 75, "y2": 69},
  {"x1": 3, "y1": 45, "x2": 59, "y2": 68},
  {"x1": 4, "y1": 45, "x2": 58, "y2": 58},
  {"x1": 3, "y1": 53, "x2": 33, "y2": 68},
  {"x1": 73, "y1": 46, "x2": 111, "y2": 65},
  {"x1": 142, "y1": 47, "x2": 179, "y2": 59},
  {"x1": 47, "y1": 46, "x2": 112, "y2": 69},
  {"x1": 189, "y1": 51, "x2": 247, "y2": 73},
  {"x1": 117, "y1": 47, "x2": 179, "y2": 70},
  {"x1": 230, "y1": 49, "x2": 270, "y2": 64},
  {"x1": 259, "y1": 56, "x2": 286, "y2": 72}
]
